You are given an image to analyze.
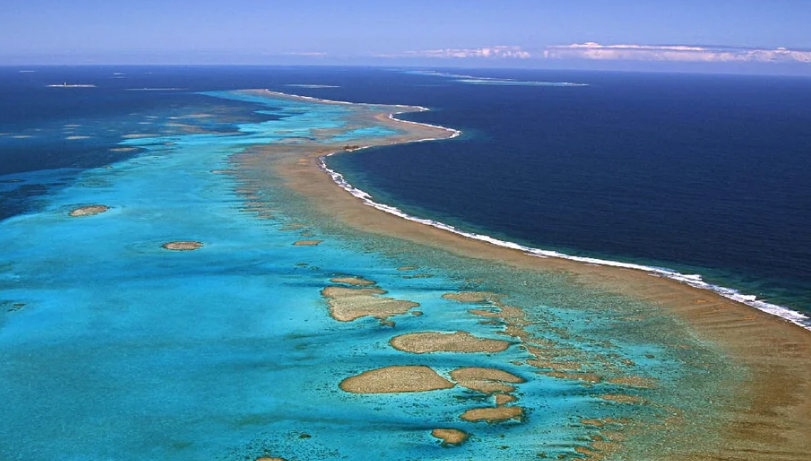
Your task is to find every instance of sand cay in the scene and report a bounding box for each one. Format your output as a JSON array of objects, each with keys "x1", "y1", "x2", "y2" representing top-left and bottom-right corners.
[{"x1": 234, "y1": 90, "x2": 811, "y2": 459}]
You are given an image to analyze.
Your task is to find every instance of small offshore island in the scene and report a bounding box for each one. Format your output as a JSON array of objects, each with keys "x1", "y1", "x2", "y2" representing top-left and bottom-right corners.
[{"x1": 1, "y1": 87, "x2": 809, "y2": 461}]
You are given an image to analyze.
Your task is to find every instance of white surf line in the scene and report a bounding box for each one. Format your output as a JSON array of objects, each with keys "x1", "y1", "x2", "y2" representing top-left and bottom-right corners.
[
  {"x1": 248, "y1": 89, "x2": 808, "y2": 330},
  {"x1": 316, "y1": 106, "x2": 810, "y2": 331}
]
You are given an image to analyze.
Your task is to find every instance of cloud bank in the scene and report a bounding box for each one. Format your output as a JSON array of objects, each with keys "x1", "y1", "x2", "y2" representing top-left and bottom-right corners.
[
  {"x1": 544, "y1": 42, "x2": 811, "y2": 63},
  {"x1": 378, "y1": 46, "x2": 531, "y2": 59},
  {"x1": 372, "y1": 43, "x2": 811, "y2": 66}
]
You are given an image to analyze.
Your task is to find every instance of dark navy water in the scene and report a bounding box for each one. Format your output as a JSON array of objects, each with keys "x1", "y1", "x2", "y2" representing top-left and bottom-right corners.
[
  {"x1": 328, "y1": 70, "x2": 811, "y2": 315},
  {"x1": 2, "y1": 66, "x2": 810, "y2": 316}
]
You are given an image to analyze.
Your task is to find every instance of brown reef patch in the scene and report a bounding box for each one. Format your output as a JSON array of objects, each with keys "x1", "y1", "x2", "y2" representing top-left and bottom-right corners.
[
  {"x1": 542, "y1": 371, "x2": 603, "y2": 384},
  {"x1": 442, "y1": 291, "x2": 504, "y2": 304},
  {"x1": 330, "y1": 276, "x2": 376, "y2": 287},
  {"x1": 599, "y1": 394, "x2": 646, "y2": 405},
  {"x1": 495, "y1": 394, "x2": 517, "y2": 405},
  {"x1": 321, "y1": 286, "x2": 419, "y2": 322},
  {"x1": 293, "y1": 240, "x2": 322, "y2": 246},
  {"x1": 606, "y1": 376, "x2": 657, "y2": 388},
  {"x1": 431, "y1": 428, "x2": 469, "y2": 446},
  {"x1": 450, "y1": 367, "x2": 525, "y2": 394},
  {"x1": 390, "y1": 331, "x2": 511, "y2": 354},
  {"x1": 460, "y1": 406, "x2": 524, "y2": 423},
  {"x1": 340, "y1": 365, "x2": 454, "y2": 393}
]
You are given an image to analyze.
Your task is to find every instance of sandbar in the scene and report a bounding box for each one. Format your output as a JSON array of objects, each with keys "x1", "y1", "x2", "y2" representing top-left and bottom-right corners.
[
  {"x1": 390, "y1": 331, "x2": 511, "y2": 354},
  {"x1": 340, "y1": 365, "x2": 454, "y2": 393}
]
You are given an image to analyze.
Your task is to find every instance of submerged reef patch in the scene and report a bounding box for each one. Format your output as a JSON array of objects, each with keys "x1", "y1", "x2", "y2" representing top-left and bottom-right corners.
[
  {"x1": 161, "y1": 241, "x2": 203, "y2": 251},
  {"x1": 293, "y1": 240, "x2": 323, "y2": 246},
  {"x1": 69, "y1": 205, "x2": 109, "y2": 217}
]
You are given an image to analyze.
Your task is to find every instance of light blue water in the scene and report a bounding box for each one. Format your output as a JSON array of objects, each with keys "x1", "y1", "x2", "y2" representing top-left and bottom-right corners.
[{"x1": 1, "y1": 90, "x2": 736, "y2": 460}]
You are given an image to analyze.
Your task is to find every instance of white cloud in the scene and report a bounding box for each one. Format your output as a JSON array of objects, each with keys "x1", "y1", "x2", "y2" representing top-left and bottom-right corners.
[
  {"x1": 379, "y1": 46, "x2": 532, "y2": 59},
  {"x1": 282, "y1": 51, "x2": 328, "y2": 57},
  {"x1": 544, "y1": 42, "x2": 811, "y2": 63}
]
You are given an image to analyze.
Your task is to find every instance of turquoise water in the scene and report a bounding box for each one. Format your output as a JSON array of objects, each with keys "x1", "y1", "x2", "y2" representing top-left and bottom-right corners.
[{"x1": 1, "y1": 90, "x2": 737, "y2": 460}]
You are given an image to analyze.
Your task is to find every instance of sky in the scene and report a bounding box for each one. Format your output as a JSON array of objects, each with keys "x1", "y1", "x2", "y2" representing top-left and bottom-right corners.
[{"x1": 3, "y1": 0, "x2": 811, "y2": 73}]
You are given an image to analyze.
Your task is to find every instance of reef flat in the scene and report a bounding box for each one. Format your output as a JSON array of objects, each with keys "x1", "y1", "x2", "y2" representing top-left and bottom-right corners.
[
  {"x1": 235, "y1": 90, "x2": 811, "y2": 459},
  {"x1": 1, "y1": 87, "x2": 809, "y2": 461}
]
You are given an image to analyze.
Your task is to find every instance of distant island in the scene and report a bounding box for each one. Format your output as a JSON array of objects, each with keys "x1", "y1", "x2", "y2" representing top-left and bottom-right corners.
[
  {"x1": 286, "y1": 84, "x2": 340, "y2": 88},
  {"x1": 46, "y1": 82, "x2": 96, "y2": 88}
]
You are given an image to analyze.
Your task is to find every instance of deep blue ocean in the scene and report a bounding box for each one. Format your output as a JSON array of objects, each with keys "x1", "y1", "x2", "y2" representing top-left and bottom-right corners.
[{"x1": 2, "y1": 65, "x2": 810, "y2": 316}]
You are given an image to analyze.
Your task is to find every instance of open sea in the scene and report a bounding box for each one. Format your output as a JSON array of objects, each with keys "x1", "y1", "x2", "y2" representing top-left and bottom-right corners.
[
  {"x1": 0, "y1": 65, "x2": 809, "y2": 460},
  {"x1": 325, "y1": 68, "x2": 811, "y2": 320}
]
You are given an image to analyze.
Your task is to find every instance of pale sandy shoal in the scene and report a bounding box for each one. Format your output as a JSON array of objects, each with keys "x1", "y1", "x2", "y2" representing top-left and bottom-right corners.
[
  {"x1": 321, "y1": 286, "x2": 419, "y2": 322},
  {"x1": 236, "y1": 94, "x2": 811, "y2": 459}
]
